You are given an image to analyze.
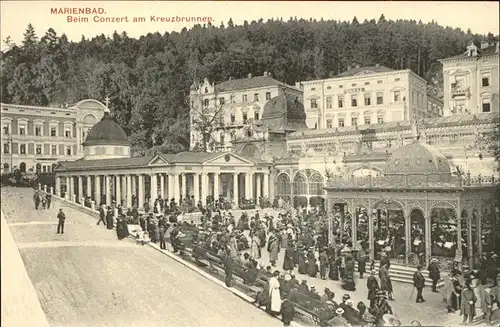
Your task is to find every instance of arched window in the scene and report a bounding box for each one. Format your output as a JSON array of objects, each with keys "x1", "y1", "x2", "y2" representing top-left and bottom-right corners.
[
  {"x1": 3, "y1": 163, "x2": 9, "y2": 172},
  {"x1": 276, "y1": 173, "x2": 291, "y2": 197},
  {"x1": 19, "y1": 162, "x2": 26, "y2": 172},
  {"x1": 293, "y1": 173, "x2": 307, "y2": 195},
  {"x1": 308, "y1": 173, "x2": 324, "y2": 195}
]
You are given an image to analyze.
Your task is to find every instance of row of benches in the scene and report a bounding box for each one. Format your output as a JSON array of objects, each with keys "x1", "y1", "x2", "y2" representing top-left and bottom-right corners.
[{"x1": 175, "y1": 246, "x2": 323, "y2": 325}]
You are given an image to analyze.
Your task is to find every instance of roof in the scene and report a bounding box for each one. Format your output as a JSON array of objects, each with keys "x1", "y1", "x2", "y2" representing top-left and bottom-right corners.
[
  {"x1": 333, "y1": 65, "x2": 394, "y2": 78},
  {"x1": 385, "y1": 141, "x2": 451, "y2": 176},
  {"x1": 440, "y1": 43, "x2": 499, "y2": 61},
  {"x1": 261, "y1": 92, "x2": 308, "y2": 133},
  {"x1": 287, "y1": 112, "x2": 499, "y2": 140},
  {"x1": 83, "y1": 112, "x2": 130, "y2": 146},
  {"x1": 215, "y1": 76, "x2": 300, "y2": 93},
  {"x1": 54, "y1": 151, "x2": 271, "y2": 172}
]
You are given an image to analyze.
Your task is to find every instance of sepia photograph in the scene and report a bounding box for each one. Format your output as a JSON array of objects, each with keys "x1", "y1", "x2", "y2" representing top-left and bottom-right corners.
[{"x1": 1, "y1": 1, "x2": 499, "y2": 327}]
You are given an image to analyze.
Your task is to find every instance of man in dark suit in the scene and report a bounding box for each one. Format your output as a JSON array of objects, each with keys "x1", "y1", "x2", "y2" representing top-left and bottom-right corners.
[
  {"x1": 413, "y1": 265, "x2": 426, "y2": 303},
  {"x1": 223, "y1": 248, "x2": 234, "y2": 287},
  {"x1": 97, "y1": 205, "x2": 106, "y2": 226},
  {"x1": 57, "y1": 208, "x2": 66, "y2": 234},
  {"x1": 427, "y1": 258, "x2": 441, "y2": 293}
]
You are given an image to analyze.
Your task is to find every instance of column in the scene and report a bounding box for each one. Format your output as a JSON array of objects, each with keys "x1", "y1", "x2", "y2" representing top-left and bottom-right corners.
[
  {"x1": 213, "y1": 173, "x2": 220, "y2": 200},
  {"x1": 455, "y1": 205, "x2": 463, "y2": 269},
  {"x1": 126, "y1": 175, "x2": 132, "y2": 208},
  {"x1": 77, "y1": 176, "x2": 83, "y2": 203},
  {"x1": 138, "y1": 174, "x2": 144, "y2": 209},
  {"x1": 160, "y1": 174, "x2": 165, "y2": 199},
  {"x1": 256, "y1": 174, "x2": 261, "y2": 201},
  {"x1": 173, "y1": 174, "x2": 180, "y2": 202},
  {"x1": 121, "y1": 176, "x2": 126, "y2": 203},
  {"x1": 368, "y1": 201, "x2": 374, "y2": 261},
  {"x1": 248, "y1": 173, "x2": 254, "y2": 200},
  {"x1": 94, "y1": 175, "x2": 101, "y2": 205},
  {"x1": 181, "y1": 173, "x2": 187, "y2": 200},
  {"x1": 86, "y1": 176, "x2": 92, "y2": 198},
  {"x1": 56, "y1": 176, "x2": 61, "y2": 197},
  {"x1": 201, "y1": 173, "x2": 207, "y2": 205},
  {"x1": 65, "y1": 176, "x2": 71, "y2": 199},
  {"x1": 425, "y1": 214, "x2": 432, "y2": 267},
  {"x1": 405, "y1": 213, "x2": 411, "y2": 266},
  {"x1": 193, "y1": 173, "x2": 200, "y2": 203},
  {"x1": 263, "y1": 173, "x2": 269, "y2": 198},
  {"x1": 150, "y1": 174, "x2": 157, "y2": 201},
  {"x1": 351, "y1": 205, "x2": 357, "y2": 244},
  {"x1": 131, "y1": 175, "x2": 136, "y2": 198},
  {"x1": 105, "y1": 175, "x2": 111, "y2": 205},
  {"x1": 168, "y1": 174, "x2": 174, "y2": 200},
  {"x1": 233, "y1": 173, "x2": 239, "y2": 207},
  {"x1": 115, "y1": 175, "x2": 121, "y2": 206}
]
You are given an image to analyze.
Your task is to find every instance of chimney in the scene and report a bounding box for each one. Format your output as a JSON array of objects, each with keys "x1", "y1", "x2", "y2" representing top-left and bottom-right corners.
[
  {"x1": 263, "y1": 71, "x2": 268, "y2": 77},
  {"x1": 248, "y1": 73, "x2": 252, "y2": 78},
  {"x1": 480, "y1": 41, "x2": 489, "y2": 50},
  {"x1": 376, "y1": 63, "x2": 380, "y2": 67},
  {"x1": 355, "y1": 64, "x2": 360, "y2": 69},
  {"x1": 268, "y1": 72, "x2": 272, "y2": 78}
]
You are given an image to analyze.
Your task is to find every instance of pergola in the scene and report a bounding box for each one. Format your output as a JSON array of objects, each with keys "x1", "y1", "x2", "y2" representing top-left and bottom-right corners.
[{"x1": 325, "y1": 173, "x2": 499, "y2": 269}]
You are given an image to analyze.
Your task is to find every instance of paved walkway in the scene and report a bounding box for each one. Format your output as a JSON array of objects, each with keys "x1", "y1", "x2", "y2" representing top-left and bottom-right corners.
[{"x1": 1, "y1": 209, "x2": 50, "y2": 327}]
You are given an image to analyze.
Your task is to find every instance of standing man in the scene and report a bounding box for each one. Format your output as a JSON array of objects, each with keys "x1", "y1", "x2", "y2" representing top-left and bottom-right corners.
[
  {"x1": 413, "y1": 265, "x2": 426, "y2": 303},
  {"x1": 56, "y1": 208, "x2": 66, "y2": 234},
  {"x1": 428, "y1": 258, "x2": 441, "y2": 293},
  {"x1": 46, "y1": 193, "x2": 52, "y2": 209},
  {"x1": 33, "y1": 191, "x2": 40, "y2": 210},
  {"x1": 223, "y1": 248, "x2": 234, "y2": 287},
  {"x1": 358, "y1": 252, "x2": 367, "y2": 279},
  {"x1": 97, "y1": 204, "x2": 106, "y2": 227}
]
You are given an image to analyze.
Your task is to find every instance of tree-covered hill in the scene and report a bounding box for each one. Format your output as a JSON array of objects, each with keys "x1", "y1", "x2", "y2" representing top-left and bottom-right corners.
[{"x1": 1, "y1": 15, "x2": 497, "y2": 154}]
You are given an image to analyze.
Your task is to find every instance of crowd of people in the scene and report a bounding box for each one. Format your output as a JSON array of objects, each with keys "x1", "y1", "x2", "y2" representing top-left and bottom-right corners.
[{"x1": 46, "y1": 190, "x2": 500, "y2": 326}]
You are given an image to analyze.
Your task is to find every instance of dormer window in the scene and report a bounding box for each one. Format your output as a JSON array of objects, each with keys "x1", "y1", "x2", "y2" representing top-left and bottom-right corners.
[{"x1": 204, "y1": 87, "x2": 208, "y2": 93}]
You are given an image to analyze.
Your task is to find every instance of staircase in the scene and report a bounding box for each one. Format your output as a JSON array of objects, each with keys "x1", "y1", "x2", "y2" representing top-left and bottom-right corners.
[{"x1": 355, "y1": 262, "x2": 445, "y2": 288}]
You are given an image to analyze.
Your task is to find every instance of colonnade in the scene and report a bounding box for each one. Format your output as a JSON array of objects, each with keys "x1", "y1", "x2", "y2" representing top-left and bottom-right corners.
[{"x1": 55, "y1": 170, "x2": 270, "y2": 209}]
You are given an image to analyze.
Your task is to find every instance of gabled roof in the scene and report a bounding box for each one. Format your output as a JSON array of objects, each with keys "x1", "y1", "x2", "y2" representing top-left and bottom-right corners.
[
  {"x1": 334, "y1": 65, "x2": 394, "y2": 78},
  {"x1": 54, "y1": 155, "x2": 154, "y2": 172},
  {"x1": 440, "y1": 43, "x2": 498, "y2": 61},
  {"x1": 215, "y1": 76, "x2": 300, "y2": 93}
]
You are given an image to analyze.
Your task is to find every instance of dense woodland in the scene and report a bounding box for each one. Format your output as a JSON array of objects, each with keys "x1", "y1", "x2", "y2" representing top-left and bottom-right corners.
[{"x1": 1, "y1": 15, "x2": 497, "y2": 155}]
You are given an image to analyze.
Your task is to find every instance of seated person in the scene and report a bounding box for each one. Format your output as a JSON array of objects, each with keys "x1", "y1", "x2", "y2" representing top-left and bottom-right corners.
[{"x1": 244, "y1": 260, "x2": 259, "y2": 285}]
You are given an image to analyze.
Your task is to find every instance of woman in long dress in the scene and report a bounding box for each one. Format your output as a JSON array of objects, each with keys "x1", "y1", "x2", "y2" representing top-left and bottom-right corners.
[
  {"x1": 267, "y1": 270, "x2": 282, "y2": 315},
  {"x1": 460, "y1": 281, "x2": 476, "y2": 325},
  {"x1": 250, "y1": 233, "x2": 261, "y2": 260}
]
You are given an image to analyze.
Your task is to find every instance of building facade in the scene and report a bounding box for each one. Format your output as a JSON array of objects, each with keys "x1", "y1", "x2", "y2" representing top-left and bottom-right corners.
[
  {"x1": 0, "y1": 99, "x2": 106, "y2": 174},
  {"x1": 301, "y1": 65, "x2": 441, "y2": 130},
  {"x1": 189, "y1": 73, "x2": 303, "y2": 152},
  {"x1": 439, "y1": 41, "x2": 499, "y2": 116}
]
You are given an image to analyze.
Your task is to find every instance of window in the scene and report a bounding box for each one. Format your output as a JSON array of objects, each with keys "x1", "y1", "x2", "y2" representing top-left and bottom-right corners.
[
  {"x1": 394, "y1": 91, "x2": 401, "y2": 102},
  {"x1": 50, "y1": 126, "x2": 57, "y2": 137},
  {"x1": 338, "y1": 118, "x2": 345, "y2": 127},
  {"x1": 482, "y1": 77, "x2": 489, "y2": 87},
  {"x1": 351, "y1": 94, "x2": 357, "y2": 107},
  {"x1": 412, "y1": 91, "x2": 416, "y2": 105},
  {"x1": 19, "y1": 126, "x2": 26, "y2": 135},
  {"x1": 395, "y1": 78, "x2": 400, "y2": 81},
  {"x1": 254, "y1": 93, "x2": 259, "y2": 102},
  {"x1": 326, "y1": 119, "x2": 333, "y2": 128},
  {"x1": 35, "y1": 126, "x2": 42, "y2": 136},
  {"x1": 20, "y1": 144, "x2": 26, "y2": 154},
  {"x1": 351, "y1": 117, "x2": 358, "y2": 126},
  {"x1": 377, "y1": 116, "x2": 384, "y2": 124},
  {"x1": 36, "y1": 144, "x2": 42, "y2": 155},
  {"x1": 2, "y1": 125, "x2": 9, "y2": 135},
  {"x1": 326, "y1": 86, "x2": 331, "y2": 90},
  {"x1": 364, "y1": 82, "x2": 370, "y2": 85},
  {"x1": 351, "y1": 83, "x2": 356, "y2": 87},
  {"x1": 66, "y1": 146, "x2": 72, "y2": 156},
  {"x1": 254, "y1": 112, "x2": 260, "y2": 121},
  {"x1": 204, "y1": 87, "x2": 208, "y2": 93},
  {"x1": 242, "y1": 112, "x2": 248, "y2": 124},
  {"x1": 377, "y1": 80, "x2": 383, "y2": 84},
  {"x1": 377, "y1": 92, "x2": 384, "y2": 105},
  {"x1": 482, "y1": 98, "x2": 491, "y2": 112},
  {"x1": 326, "y1": 97, "x2": 332, "y2": 109},
  {"x1": 338, "y1": 85, "x2": 343, "y2": 88},
  {"x1": 230, "y1": 113, "x2": 235, "y2": 124},
  {"x1": 338, "y1": 96, "x2": 344, "y2": 108},
  {"x1": 65, "y1": 128, "x2": 72, "y2": 138},
  {"x1": 43, "y1": 166, "x2": 47, "y2": 173},
  {"x1": 220, "y1": 133, "x2": 225, "y2": 145},
  {"x1": 266, "y1": 92, "x2": 271, "y2": 100},
  {"x1": 364, "y1": 116, "x2": 371, "y2": 125},
  {"x1": 51, "y1": 145, "x2": 57, "y2": 155},
  {"x1": 364, "y1": 94, "x2": 371, "y2": 106},
  {"x1": 203, "y1": 99, "x2": 209, "y2": 106},
  {"x1": 219, "y1": 97, "x2": 225, "y2": 105},
  {"x1": 242, "y1": 94, "x2": 247, "y2": 102},
  {"x1": 3, "y1": 143, "x2": 9, "y2": 154},
  {"x1": 311, "y1": 88, "x2": 316, "y2": 91},
  {"x1": 310, "y1": 99, "x2": 318, "y2": 109}
]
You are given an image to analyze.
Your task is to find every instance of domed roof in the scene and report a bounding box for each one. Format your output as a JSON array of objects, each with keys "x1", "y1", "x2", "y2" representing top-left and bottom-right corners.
[
  {"x1": 261, "y1": 91, "x2": 307, "y2": 132},
  {"x1": 83, "y1": 111, "x2": 130, "y2": 146},
  {"x1": 385, "y1": 141, "x2": 451, "y2": 175}
]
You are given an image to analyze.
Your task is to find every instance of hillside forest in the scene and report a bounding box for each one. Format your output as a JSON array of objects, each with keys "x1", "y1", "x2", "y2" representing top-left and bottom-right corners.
[{"x1": 1, "y1": 15, "x2": 497, "y2": 155}]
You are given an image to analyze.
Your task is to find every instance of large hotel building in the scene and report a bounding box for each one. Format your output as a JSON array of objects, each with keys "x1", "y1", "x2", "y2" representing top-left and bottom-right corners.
[{"x1": 0, "y1": 99, "x2": 106, "y2": 174}]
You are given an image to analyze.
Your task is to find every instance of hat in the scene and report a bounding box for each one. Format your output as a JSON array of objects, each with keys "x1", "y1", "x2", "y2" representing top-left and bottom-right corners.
[
  {"x1": 431, "y1": 258, "x2": 438, "y2": 262},
  {"x1": 345, "y1": 299, "x2": 353, "y2": 306},
  {"x1": 324, "y1": 287, "x2": 331, "y2": 292},
  {"x1": 342, "y1": 294, "x2": 350, "y2": 300},
  {"x1": 383, "y1": 314, "x2": 401, "y2": 326},
  {"x1": 335, "y1": 308, "x2": 344, "y2": 315},
  {"x1": 311, "y1": 286, "x2": 316, "y2": 290}
]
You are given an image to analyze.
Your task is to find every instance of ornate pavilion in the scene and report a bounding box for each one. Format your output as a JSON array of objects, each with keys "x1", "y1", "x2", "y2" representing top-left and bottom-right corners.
[{"x1": 323, "y1": 131, "x2": 499, "y2": 269}]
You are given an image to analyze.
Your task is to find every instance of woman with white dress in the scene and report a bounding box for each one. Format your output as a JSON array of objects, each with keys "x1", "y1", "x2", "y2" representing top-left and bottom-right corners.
[{"x1": 267, "y1": 270, "x2": 282, "y2": 315}]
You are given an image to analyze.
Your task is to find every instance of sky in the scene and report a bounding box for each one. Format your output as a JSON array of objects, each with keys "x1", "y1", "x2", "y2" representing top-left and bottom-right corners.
[{"x1": 1, "y1": 1, "x2": 499, "y2": 51}]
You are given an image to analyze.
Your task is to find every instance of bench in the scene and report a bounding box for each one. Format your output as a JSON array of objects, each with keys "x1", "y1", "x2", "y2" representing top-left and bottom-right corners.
[{"x1": 288, "y1": 289, "x2": 322, "y2": 326}]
